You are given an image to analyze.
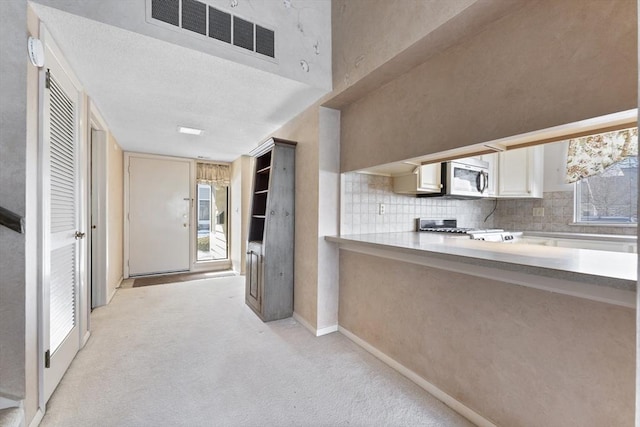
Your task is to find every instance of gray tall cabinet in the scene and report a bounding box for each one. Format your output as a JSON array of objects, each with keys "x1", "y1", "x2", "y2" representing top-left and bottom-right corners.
[{"x1": 246, "y1": 138, "x2": 296, "y2": 321}]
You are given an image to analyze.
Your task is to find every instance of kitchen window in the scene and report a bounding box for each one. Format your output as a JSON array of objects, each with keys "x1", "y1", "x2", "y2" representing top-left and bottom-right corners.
[{"x1": 574, "y1": 156, "x2": 637, "y2": 224}]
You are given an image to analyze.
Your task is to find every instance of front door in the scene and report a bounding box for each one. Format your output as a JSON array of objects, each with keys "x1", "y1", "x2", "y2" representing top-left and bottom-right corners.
[
  {"x1": 128, "y1": 156, "x2": 191, "y2": 276},
  {"x1": 42, "y1": 47, "x2": 84, "y2": 402}
]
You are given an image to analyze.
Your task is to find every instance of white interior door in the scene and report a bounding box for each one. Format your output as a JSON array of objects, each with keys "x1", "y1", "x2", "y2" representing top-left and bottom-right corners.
[
  {"x1": 42, "y1": 49, "x2": 83, "y2": 402},
  {"x1": 128, "y1": 156, "x2": 191, "y2": 276}
]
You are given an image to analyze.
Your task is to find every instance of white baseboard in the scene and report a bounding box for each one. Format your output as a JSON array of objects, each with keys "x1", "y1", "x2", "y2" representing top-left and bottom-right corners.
[
  {"x1": 292, "y1": 312, "x2": 315, "y2": 335},
  {"x1": 107, "y1": 277, "x2": 121, "y2": 304},
  {"x1": 316, "y1": 324, "x2": 338, "y2": 336},
  {"x1": 28, "y1": 408, "x2": 44, "y2": 427},
  {"x1": 82, "y1": 331, "x2": 91, "y2": 347},
  {"x1": 292, "y1": 312, "x2": 338, "y2": 337},
  {"x1": 338, "y1": 326, "x2": 496, "y2": 427}
]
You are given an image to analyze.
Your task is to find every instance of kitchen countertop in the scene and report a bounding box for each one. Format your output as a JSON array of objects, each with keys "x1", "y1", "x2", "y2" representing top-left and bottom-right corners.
[{"x1": 326, "y1": 232, "x2": 637, "y2": 297}]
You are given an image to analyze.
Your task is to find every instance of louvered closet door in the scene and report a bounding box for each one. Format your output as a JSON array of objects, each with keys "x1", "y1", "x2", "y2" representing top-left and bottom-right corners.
[{"x1": 42, "y1": 57, "x2": 82, "y2": 402}]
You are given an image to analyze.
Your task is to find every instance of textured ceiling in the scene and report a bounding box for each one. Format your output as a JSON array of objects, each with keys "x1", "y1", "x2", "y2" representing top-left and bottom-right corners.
[{"x1": 31, "y1": 2, "x2": 330, "y2": 161}]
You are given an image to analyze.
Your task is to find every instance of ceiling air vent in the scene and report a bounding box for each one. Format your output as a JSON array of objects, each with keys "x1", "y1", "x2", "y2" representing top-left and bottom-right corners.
[
  {"x1": 151, "y1": 0, "x2": 179, "y2": 27},
  {"x1": 181, "y1": 0, "x2": 207, "y2": 36},
  {"x1": 256, "y1": 25, "x2": 275, "y2": 58},
  {"x1": 233, "y1": 16, "x2": 254, "y2": 52},
  {"x1": 209, "y1": 7, "x2": 232, "y2": 43},
  {"x1": 148, "y1": 0, "x2": 275, "y2": 60}
]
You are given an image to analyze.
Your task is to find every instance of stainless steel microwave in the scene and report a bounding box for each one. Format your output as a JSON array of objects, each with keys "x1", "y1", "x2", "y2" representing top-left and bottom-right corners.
[{"x1": 419, "y1": 158, "x2": 489, "y2": 199}]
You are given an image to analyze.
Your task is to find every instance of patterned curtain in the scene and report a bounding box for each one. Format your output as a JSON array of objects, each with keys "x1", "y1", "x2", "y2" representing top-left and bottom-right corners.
[
  {"x1": 565, "y1": 127, "x2": 638, "y2": 183},
  {"x1": 197, "y1": 163, "x2": 230, "y2": 186}
]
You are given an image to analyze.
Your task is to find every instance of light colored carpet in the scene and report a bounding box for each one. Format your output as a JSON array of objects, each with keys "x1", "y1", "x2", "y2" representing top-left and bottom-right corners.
[{"x1": 40, "y1": 277, "x2": 474, "y2": 427}]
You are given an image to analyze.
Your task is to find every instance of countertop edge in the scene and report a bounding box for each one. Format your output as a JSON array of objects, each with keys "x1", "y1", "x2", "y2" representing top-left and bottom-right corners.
[{"x1": 326, "y1": 235, "x2": 636, "y2": 308}]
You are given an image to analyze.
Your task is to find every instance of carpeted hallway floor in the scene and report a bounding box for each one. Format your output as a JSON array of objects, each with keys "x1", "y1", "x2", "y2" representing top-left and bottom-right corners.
[{"x1": 40, "y1": 276, "x2": 473, "y2": 427}]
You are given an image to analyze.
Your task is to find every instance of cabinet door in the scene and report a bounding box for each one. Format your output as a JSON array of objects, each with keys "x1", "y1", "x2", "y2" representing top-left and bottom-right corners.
[
  {"x1": 418, "y1": 163, "x2": 442, "y2": 192},
  {"x1": 498, "y1": 146, "x2": 543, "y2": 198},
  {"x1": 245, "y1": 245, "x2": 262, "y2": 313}
]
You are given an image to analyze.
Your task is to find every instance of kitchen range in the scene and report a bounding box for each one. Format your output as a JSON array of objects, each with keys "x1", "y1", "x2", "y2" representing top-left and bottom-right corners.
[{"x1": 415, "y1": 218, "x2": 518, "y2": 242}]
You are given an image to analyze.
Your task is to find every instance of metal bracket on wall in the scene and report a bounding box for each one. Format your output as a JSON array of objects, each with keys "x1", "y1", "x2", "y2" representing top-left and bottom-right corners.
[{"x1": 0, "y1": 206, "x2": 25, "y2": 233}]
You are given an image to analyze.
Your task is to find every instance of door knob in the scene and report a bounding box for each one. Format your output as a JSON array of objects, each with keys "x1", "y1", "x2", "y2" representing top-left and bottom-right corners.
[{"x1": 74, "y1": 231, "x2": 85, "y2": 240}]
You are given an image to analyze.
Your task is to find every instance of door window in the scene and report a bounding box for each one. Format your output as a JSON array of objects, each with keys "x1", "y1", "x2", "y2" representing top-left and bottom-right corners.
[{"x1": 196, "y1": 183, "x2": 229, "y2": 260}]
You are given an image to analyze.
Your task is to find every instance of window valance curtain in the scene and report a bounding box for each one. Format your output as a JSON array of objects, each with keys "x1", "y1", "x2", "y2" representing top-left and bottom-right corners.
[
  {"x1": 565, "y1": 127, "x2": 638, "y2": 183},
  {"x1": 197, "y1": 163, "x2": 230, "y2": 186}
]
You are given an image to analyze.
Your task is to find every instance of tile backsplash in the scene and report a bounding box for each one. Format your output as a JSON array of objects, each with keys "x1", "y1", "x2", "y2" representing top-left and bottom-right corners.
[
  {"x1": 493, "y1": 191, "x2": 637, "y2": 236},
  {"x1": 341, "y1": 174, "x2": 637, "y2": 236},
  {"x1": 341, "y1": 172, "x2": 497, "y2": 234}
]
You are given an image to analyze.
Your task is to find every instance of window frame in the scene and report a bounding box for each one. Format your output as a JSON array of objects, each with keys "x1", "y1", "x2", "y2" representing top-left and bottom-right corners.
[{"x1": 573, "y1": 157, "x2": 638, "y2": 226}]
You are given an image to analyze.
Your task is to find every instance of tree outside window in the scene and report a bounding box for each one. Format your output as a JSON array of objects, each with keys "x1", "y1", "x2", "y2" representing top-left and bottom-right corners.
[{"x1": 575, "y1": 157, "x2": 638, "y2": 224}]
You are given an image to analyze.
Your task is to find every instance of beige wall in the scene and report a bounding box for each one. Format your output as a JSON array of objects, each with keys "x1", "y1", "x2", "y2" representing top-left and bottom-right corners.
[
  {"x1": 339, "y1": 0, "x2": 637, "y2": 172},
  {"x1": 230, "y1": 155, "x2": 252, "y2": 274},
  {"x1": 0, "y1": 0, "x2": 29, "y2": 404},
  {"x1": 270, "y1": 104, "x2": 321, "y2": 328},
  {"x1": 107, "y1": 134, "x2": 123, "y2": 298},
  {"x1": 339, "y1": 251, "x2": 635, "y2": 426},
  {"x1": 331, "y1": 0, "x2": 476, "y2": 94}
]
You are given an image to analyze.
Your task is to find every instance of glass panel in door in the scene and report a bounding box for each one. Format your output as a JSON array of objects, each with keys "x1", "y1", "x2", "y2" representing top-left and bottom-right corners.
[{"x1": 196, "y1": 183, "x2": 228, "y2": 261}]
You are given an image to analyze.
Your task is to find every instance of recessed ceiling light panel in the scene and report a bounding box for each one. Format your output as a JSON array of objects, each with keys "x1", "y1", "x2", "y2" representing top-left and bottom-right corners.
[{"x1": 178, "y1": 126, "x2": 203, "y2": 135}]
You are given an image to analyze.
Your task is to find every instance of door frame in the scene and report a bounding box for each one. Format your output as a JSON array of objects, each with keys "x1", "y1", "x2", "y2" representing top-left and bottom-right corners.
[
  {"x1": 191, "y1": 162, "x2": 233, "y2": 271},
  {"x1": 123, "y1": 152, "x2": 195, "y2": 278},
  {"x1": 37, "y1": 25, "x2": 90, "y2": 408},
  {"x1": 89, "y1": 103, "x2": 109, "y2": 308}
]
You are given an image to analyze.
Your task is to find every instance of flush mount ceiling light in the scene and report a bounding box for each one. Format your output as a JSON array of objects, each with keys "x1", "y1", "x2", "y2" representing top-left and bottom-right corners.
[{"x1": 178, "y1": 126, "x2": 203, "y2": 135}]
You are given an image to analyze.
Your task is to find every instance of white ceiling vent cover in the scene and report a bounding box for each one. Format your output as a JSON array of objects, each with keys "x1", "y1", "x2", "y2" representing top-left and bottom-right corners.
[{"x1": 147, "y1": 0, "x2": 276, "y2": 59}]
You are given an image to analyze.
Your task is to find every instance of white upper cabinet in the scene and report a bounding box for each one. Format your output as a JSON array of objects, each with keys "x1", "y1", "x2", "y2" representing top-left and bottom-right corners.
[
  {"x1": 418, "y1": 163, "x2": 442, "y2": 192},
  {"x1": 497, "y1": 146, "x2": 544, "y2": 198},
  {"x1": 393, "y1": 163, "x2": 442, "y2": 194}
]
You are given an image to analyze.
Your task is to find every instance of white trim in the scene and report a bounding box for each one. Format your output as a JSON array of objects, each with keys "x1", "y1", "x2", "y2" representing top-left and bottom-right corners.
[
  {"x1": 570, "y1": 222, "x2": 637, "y2": 228},
  {"x1": 338, "y1": 326, "x2": 497, "y2": 427},
  {"x1": 81, "y1": 331, "x2": 91, "y2": 348},
  {"x1": 292, "y1": 312, "x2": 315, "y2": 335},
  {"x1": 316, "y1": 324, "x2": 338, "y2": 336},
  {"x1": 89, "y1": 128, "x2": 108, "y2": 308},
  {"x1": 332, "y1": 240, "x2": 636, "y2": 308},
  {"x1": 107, "y1": 277, "x2": 122, "y2": 303},
  {"x1": 28, "y1": 408, "x2": 44, "y2": 427},
  {"x1": 89, "y1": 100, "x2": 110, "y2": 309},
  {"x1": 293, "y1": 312, "x2": 338, "y2": 336}
]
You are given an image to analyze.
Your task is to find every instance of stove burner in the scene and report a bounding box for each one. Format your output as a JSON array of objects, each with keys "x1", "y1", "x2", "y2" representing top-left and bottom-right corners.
[
  {"x1": 416, "y1": 218, "x2": 504, "y2": 235},
  {"x1": 421, "y1": 227, "x2": 475, "y2": 234}
]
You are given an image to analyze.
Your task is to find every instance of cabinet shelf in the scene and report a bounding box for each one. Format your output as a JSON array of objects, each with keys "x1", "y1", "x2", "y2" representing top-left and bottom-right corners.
[
  {"x1": 253, "y1": 215, "x2": 266, "y2": 219},
  {"x1": 257, "y1": 166, "x2": 271, "y2": 174},
  {"x1": 255, "y1": 189, "x2": 268, "y2": 195}
]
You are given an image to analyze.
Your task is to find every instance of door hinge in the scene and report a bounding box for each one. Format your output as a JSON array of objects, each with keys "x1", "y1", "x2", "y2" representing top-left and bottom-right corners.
[
  {"x1": 45, "y1": 349, "x2": 50, "y2": 368},
  {"x1": 45, "y1": 69, "x2": 51, "y2": 89}
]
